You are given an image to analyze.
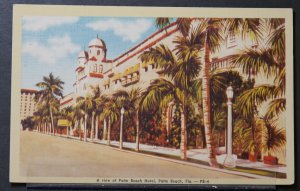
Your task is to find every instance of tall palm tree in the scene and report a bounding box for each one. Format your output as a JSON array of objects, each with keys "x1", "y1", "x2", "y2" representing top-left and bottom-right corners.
[
  {"x1": 112, "y1": 88, "x2": 142, "y2": 150},
  {"x1": 89, "y1": 85, "x2": 102, "y2": 141},
  {"x1": 154, "y1": 17, "x2": 221, "y2": 164},
  {"x1": 77, "y1": 92, "x2": 98, "y2": 142},
  {"x1": 156, "y1": 17, "x2": 263, "y2": 166},
  {"x1": 139, "y1": 29, "x2": 201, "y2": 159},
  {"x1": 95, "y1": 94, "x2": 110, "y2": 140},
  {"x1": 60, "y1": 106, "x2": 74, "y2": 137},
  {"x1": 228, "y1": 19, "x2": 284, "y2": 158},
  {"x1": 100, "y1": 96, "x2": 119, "y2": 145},
  {"x1": 73, "y1": 103, "x2": 84, "y2": 140},
  {"x1": 36, "y1": 73, "x2": 64, "y2": 135},
  {"x1": 232, "y1": 19, "x2": 285, "y2": 120}
]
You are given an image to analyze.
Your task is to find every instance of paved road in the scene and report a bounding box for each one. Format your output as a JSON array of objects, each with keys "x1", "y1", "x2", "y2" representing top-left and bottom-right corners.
[{"x1": 20, "y1": 131, "x2": 247, "y2": 178}]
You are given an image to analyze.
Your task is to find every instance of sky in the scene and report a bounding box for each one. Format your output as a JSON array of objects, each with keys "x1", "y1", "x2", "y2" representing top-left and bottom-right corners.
[{"x1": 21, "y1": 16, "x2": 159, "y2": 94}]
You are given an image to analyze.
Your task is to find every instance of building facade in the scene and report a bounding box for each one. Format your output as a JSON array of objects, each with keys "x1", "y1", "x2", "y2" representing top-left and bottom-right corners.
[
  {"x1": 58, "y1": 20, "x2": 285, "y2": 164},
  {"x1": 60, "y1": 20, "x2": 271, "y2": 108},
  {"x1": 20, "y1": 89, "x2": 37, "y2": 120}
]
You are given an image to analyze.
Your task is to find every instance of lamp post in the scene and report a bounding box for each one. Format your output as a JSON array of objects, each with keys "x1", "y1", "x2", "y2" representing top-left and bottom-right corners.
[
  {"x1": 119, "y1": 107, "x2": 125, "y2": 149},
  {"x1": 224, "y1": 86, "x2": 236, "y2": 168}
]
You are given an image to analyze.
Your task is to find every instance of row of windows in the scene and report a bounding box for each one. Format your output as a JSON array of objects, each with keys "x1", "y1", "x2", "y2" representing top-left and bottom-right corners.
[{"x1": 91, "y1": 64, "x2": 103, "y2": 73}]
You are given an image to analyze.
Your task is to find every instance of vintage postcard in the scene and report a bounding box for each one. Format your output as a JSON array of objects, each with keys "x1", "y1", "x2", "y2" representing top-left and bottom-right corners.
[{"x1": 10, "y1": 5, "x2": 294, "y2": 185}]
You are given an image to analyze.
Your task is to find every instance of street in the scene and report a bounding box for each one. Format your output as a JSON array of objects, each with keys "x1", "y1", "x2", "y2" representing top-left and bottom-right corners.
[{"x1": 20, "y1": 131, "x2": 247, "y2": 178}]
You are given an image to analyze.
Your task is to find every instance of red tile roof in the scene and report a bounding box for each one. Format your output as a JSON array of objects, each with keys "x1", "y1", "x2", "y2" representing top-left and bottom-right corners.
[{"x1": 21, "y1": 89, "x2": 37, "y2": 94}]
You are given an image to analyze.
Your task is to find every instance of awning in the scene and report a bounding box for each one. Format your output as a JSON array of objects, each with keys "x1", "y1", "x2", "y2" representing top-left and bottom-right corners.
[{"x1": 57, "y1": 119, "x2": 71, "y2": 127}]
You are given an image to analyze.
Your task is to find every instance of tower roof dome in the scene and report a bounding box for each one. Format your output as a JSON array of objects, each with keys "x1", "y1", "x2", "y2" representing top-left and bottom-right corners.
[
  {"x1": 88, "y1": 38, "x2": 106, "y2": 49},
  {"x1": 78, "y1": 50, "x2": 88, "y2": 59}
]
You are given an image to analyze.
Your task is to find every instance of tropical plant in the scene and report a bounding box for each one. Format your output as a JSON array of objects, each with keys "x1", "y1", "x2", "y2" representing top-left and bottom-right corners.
[
  {"x1": 139, "y1": 27, "x2": 202, "y2": 160},
  {"x1": 35, "y1": 73, "x2": 64, "y2": 135},
  {"x1": 112, "y1": 88, "x2": 142, "y2": 150},
  {"x1": 76, "y1": 92, "x2": 98, "y2": 142},
  {"x1": 92, "y1": 87, "x2": 108, "y2": 140},
  {"x1": 232, "y1": 18, "x2": 286, "y2": 120},
  {"x1": 21, "y1": 116, "x2": 35, "y2": 131},
  {"x1": 59, "y1": 106, "x2": 74, "y2": 137},
  {"x1": 100, "y1": 95, "x2": 119, "y2": 145},
  {"x1": 257, "y1": 118, "x2": 286, "y2": 157}
]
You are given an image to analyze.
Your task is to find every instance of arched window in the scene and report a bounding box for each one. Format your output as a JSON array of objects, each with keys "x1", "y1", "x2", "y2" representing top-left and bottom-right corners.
[{"x1": 97, "y1": 50, "x2": 100, "y2": 55}]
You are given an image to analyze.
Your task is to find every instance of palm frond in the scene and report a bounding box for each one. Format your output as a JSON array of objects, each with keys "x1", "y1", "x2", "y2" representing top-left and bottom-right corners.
[
  {"x1": 265, "y1": 98, "x2": 286, "y2": 119},
  {"x1": 231, "y1": 48, "x2": 280, "y2": 77},
  {"x1": 175, "y1": 18, "x2": 192, "y2": 36},
  {"x1": 266, "y1": 24, "x2": 285, "y2": 60},
  {"x1": 237, "y1": 85, "x2": 276, "y2": 118},
  {"x1": 140, "y1": 78, "x2": 175, "y2": 112},
  {"x1": 155, "y1": 17, "x2": 172, "y2": 29},
  {"x1": 260, "y1": 118, "x2": 286, "y2": 155}
]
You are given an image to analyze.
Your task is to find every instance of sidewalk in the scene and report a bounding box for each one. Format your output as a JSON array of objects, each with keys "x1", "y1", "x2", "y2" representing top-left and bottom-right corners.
[{"x1": 41, "y1": 131, "x2": 287, "y2": 178}]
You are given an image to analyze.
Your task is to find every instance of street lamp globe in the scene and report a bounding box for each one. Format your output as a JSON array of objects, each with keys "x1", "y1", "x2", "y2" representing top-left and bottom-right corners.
[
  {"x1": 226, "y1": 86, "x2": 234, "y2": 100},
  {"x1": 121, "y1": 107, "x2": 125, "y2": 115}
]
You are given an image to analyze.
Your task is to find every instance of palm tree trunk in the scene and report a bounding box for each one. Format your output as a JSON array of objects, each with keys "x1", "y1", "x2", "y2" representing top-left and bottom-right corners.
[
  {"x1": 49, "y1": 106, "x2": 55, "y2": 135},
  {"x1": 84, "y1": 114, "x2": 87, "y2": 142},
  {"x1": 180, "y1": 105, "x2": 187, "y2": 160},
  {"x1": 107, "y1": 118, "x2": 111, "y2": 145},
  {"x1": 202, "y1": 32, "x2": 218, "y2": 167},
  {"x1": 80, "y1": 118, "x2": 83, "y2": 141},
  {"x1": 95, "y1": 115, "x2": 99, "y2": 140},
  {"x1": 103, "y1": 119, "x2": 107, "y2": 140},
  {"x1": 90, "y1": 112, "x2": 95, "y2": 141},
  {"x1": 135, "y1": 112, "x2": 140, "y2": 151}
]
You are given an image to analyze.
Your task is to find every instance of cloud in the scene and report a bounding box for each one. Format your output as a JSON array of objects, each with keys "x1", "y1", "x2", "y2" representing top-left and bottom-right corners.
[
  {"x1": 22, "y1": 34, "x2": 80, "y2": 65},
  {"x1": 86, "y1": 18, "x2": 152, "y2": 43},
  {"x1": 23, "y1": 16, "x2": 79, "y2": 32}
]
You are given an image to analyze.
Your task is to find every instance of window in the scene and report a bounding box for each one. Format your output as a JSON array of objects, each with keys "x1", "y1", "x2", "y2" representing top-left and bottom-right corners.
[
  {"x1": 99, "y1": 65, "x2": 103, "y2": 73},
  {"x1": 93, "y1": 64, "x2": 97, "y2": 72},
  {"x1": 97, "y1": 50, "x2": 100, "y2": 55},
  {"x1": 229, "y1": 32, "x2": 236, "y2": 42},
  {"x1": 227, "y1": 31, "x2": 237, "y2": 48}
]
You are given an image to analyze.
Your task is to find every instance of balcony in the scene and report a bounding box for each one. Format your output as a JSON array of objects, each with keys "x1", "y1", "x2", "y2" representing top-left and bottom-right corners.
[
  {"x1": 121, "y1": 75, "x2": 140, "y2": 87},
  {"x1": 89, "y1": 72, "x2": 103, "y2": 78},
  {"x1": 211, "y1": 56, "x2": 232, "y2": 70}
]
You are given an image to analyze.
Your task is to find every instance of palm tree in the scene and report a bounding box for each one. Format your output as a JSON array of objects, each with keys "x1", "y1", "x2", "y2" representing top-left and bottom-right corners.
[
  {"x1": 73, "y1": 103, "x2": 84, "y2": 140},
  {"x1": 91, "y1": 86, "x2": 104, "y2": 140},
  {"x1": 257, "y1": 117, "x2": 286, "y2": 157},
  {"x1": 226, "y1": 19, "x2": 285, "y2": 160},
  {"x1": 36, "y1": 73, "x2": 64, "y2": 135},
  {"x1": 88, "y1": 86, "x2": 102, "y2": 141},
  {"x1": 232, "y1": 18, "x2": 285, "y2": 120},
  {"x1": 139, "y1": 29, "x2": 201, "y2": 159},
  {"x1": 77, "y1": 92, "x2": 98, "y2": 142},
  {"x1": 60, "y1": 106, "x2": 74, "y2": 137},
  {"x1": 100, "y1": 96, "x2": 119, "y2": 145},
  {"x1": 112, "y1": 88, "x2": 142, "y2": 151},
  {"x1": 156, "y1": 17, "x2": 264, "y2": 166}
]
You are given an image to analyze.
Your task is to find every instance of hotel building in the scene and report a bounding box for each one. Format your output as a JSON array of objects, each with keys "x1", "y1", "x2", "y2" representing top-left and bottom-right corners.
[
  {"x1": 60, "y1": 20, "x2": 264, "y2": 109},
  {"x1": 59, "y1": 20, "x2": 285, "y2": 163},
  {"x1": 20, "y1": 89, "x2": 37, "y2": 120}
]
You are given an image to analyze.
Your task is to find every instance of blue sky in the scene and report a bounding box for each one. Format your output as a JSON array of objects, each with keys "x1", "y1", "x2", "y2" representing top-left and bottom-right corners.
[{"x1": 21, "y1": 16, "x2": 159, "y2": 94}]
